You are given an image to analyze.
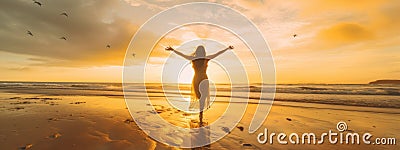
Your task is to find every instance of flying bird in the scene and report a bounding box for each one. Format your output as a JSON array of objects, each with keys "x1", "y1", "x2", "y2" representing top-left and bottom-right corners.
[
  {"x1": 293, "y1": 34, "x2": 297, "y2": 38},
  {"x1": 27, "y1": 30, "x2": 33, "y2": 36},
  {"x1": 60, "y1": 12, "x2": 68, "y2": 18},
  {"x1": 132, "y1": 53, "x2": 136, "y2": 57},
  {"x1": 106, "y1": 45, "x2": 111, "y2": 48},
  {"x1": 33, "y1": 0, "x2": 42, "y2": 6},
  {"x1": 60, "y1": 37, "x2": 67, "y2": 40}
]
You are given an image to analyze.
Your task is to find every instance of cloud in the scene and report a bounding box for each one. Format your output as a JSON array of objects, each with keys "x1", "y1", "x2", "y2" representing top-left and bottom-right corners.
[
  {"x1": 123, "y1": 0, "x2": 189, "y2": 10},
  {"x1": 6, "y1": 67, "x2": 31, "y2": 71},
  {"x1": 314, "y1": 23, "x2": 375, "y2": 48},
  {"x1": 124, "y1": 0, "x2": 142, "y2": 7},
  {"x1": 0, "y1": 0, "x2": 138, "y2": 67},
  {"x1": 255, "y1": 0, "x2": 399, "y2": 53},
  {"x1": 1, "y1": 0, "x2": 398, "y2": 83}
]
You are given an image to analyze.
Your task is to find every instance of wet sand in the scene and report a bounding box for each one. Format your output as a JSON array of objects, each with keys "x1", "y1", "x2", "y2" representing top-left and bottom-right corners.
[
  {"x1": 0, "y1": 93, "x2": 172, "y2": 150},
  {"x1": 0, "y1": 91, "x2": 399, "y2": 149}
]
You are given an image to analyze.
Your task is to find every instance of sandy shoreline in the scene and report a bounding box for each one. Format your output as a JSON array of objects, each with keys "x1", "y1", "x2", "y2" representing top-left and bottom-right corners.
[
  {"x1": 0, "y1": 91, "x2": 398, "y2": 149},
  {"x1": 0, "y1": 92, "x2": 172, "y2": 150}
]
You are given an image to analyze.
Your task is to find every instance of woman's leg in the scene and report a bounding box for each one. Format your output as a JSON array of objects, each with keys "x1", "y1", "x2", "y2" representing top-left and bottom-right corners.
[{"x1": 198, "y1": 79, "x2": 209, "y2": 127}]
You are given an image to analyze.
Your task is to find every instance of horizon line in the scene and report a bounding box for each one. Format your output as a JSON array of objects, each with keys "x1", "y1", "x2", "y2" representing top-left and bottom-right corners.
[{"x1": 1, "y1": 80, "x2": 396, "y2": 85}]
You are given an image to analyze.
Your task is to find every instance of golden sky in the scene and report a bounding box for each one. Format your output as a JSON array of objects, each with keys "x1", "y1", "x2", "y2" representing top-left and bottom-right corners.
[{"x1": 0, "y1": 0, "x2": 399, "y2": 83}]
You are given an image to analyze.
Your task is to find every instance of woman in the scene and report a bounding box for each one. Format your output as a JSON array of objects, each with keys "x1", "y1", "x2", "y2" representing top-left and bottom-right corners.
[{"x1": 166, "y1": 45, "x2": 234, "y2": 126}]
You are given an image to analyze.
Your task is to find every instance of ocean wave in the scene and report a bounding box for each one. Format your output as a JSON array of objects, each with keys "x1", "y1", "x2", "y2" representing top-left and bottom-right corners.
[
  {"x1": 1, "y1": 82, "x2": 399, "y2": 96},
  {"x1": 1, "y1": 82, "x2": 399, "y2": 109}
]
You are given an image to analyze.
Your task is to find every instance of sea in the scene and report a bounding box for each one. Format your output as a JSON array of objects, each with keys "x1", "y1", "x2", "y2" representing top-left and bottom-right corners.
[{"x1": 0, "y1": 82, "x2": 399, "y2": 109}]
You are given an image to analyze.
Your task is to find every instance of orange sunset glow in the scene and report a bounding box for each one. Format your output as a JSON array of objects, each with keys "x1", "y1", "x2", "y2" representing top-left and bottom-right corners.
[
  {"x1": 0, "y1": 0, "x2": 398, "y2": 84},
  {"x1": 1, "y1": 1, "x2": 399, "y2": 150}
]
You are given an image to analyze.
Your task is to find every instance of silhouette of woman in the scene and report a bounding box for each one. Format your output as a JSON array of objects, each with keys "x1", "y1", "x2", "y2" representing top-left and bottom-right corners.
[{"x1": 166, "y1": 45, "x2": 234, "y2": 126}]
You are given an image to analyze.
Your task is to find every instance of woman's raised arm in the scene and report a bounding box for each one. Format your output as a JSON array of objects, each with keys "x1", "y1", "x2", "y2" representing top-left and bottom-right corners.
[
  {"x1": 165, "y1": 46, "x2": 194, "y2": 60},
  {"x1": 206, "y1": 46, "x2": 234, "y2": 59}
]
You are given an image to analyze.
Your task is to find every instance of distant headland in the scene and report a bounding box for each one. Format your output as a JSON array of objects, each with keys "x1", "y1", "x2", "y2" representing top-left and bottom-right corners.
[{"x1": 369, "y1": 80, "x2": 400, "y2": 84}]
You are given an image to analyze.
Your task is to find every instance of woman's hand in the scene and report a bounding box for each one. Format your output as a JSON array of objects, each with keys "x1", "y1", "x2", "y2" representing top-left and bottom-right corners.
[
  {"x1": 228, "y1": 45, "x2": 234, "y2": 50},
  {"x1": 165, "y1": 46, "x2": 174, "y2": 51}
]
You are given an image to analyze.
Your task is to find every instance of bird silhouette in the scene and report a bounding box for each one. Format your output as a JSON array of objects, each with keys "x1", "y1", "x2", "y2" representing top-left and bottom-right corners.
[
  {"x1": 106, "y1": 45, "x2": 111, "y2": 48},
  {"x1": 132, "y1": 53, "x2": 136, "y2": 57},
  {"x1": 33, "y1": 0, "x2": 42, "y2": 6},
  {"x1": 293, "y1": 34, "x2": 297, "y2": 38},
  {"x1": 27, "y1": 30, "x2": 33, "y2": 36},
  {"x1": 60, "y1": 12, "x2": 68, "y2": 18},
  {"x1": 60, "y1": 37, "x2": 67, "y2": 40}
]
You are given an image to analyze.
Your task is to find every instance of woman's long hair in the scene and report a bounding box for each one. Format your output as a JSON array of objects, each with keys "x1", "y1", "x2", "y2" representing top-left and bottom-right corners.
[{"x1": 192, "y1": 45, "x2": 206, "y2": 58}]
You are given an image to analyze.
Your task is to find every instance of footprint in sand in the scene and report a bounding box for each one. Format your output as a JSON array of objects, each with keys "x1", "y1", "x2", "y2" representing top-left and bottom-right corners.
[
  {"x1": 182, "y1": 113, "x2": 191, "y2": 116},
  {"x1": 48, "y1": 117, "x2": 58, "y2": 121},
  {"x1": 124, "y1": 119, "x2": 134, "y2": 124},
  {"x1": 237, "y1": 126, "x2": 244, "y2": 131},
  {"x1": 155, "y1": 109, "x2": 165, "y2": 114},
  {"x1": 242, "y1": 143, "x2": 255, "y2": 148},
  {"x1": 19, "y1": 144, "x2": 33, "y2": 150},
  {"x1": 146, "y1": 110, "x2": 159, "y2": 114},
  {"x1": 49, "y1": 133, "x2": 62, "y2": 139},
  {"x1": 221, "y1": 127, "x2": 231, "y2": 134},
  {"x1": 8, "y1": 106, "x2": 25, "y2": 111}
]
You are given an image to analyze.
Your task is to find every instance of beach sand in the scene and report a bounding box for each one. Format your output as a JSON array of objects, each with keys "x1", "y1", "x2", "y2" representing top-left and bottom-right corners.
[
  {"x1": 0, "y1": 91, "x2": 398, "y2": 149},
  {"x1": 0, "y1": 93, "x2": 171, "y2": 150}
]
